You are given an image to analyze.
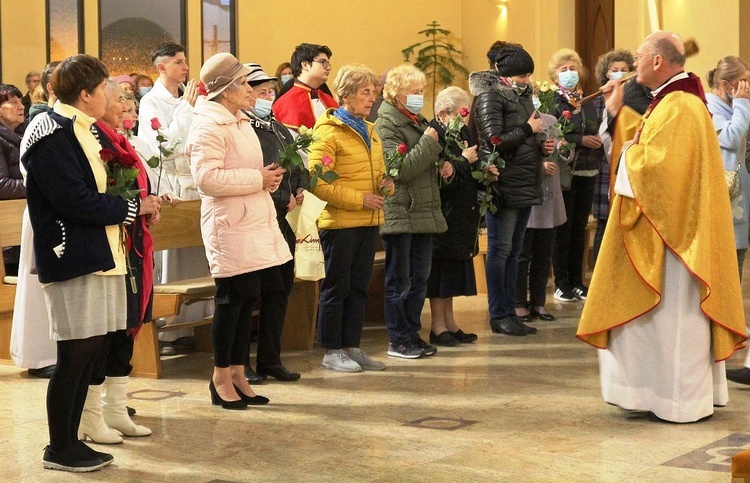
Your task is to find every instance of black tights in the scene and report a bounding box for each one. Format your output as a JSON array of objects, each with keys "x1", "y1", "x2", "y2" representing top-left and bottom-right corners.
[{"x1": 47, "y1": 335, "x2": 107, "y2": 452}]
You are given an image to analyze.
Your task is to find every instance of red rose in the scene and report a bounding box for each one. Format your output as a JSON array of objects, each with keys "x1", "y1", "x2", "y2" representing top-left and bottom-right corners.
[
  {"x1": 397, "y1": 143, "x2": 408, "y2": 155},
  {"x1": 99, "y1": 148, "x2": 116, "y2": 162},
  {"x1": 321, "y1": 155, "x2": 333, "y2": 167},
  {"x1": 490, "y1": 136, "x2": 501, "y2": 146},
  {"x1": 562, "y1": 110, "x2": 572, "y2": 120},
  {"x1": 122, "y1": 119, "x2": 134, "y2": 131},
  {"x1": 459, "y1": 107, "x2": 469, "y2": 118},
  {"x1": 150, "y1": 117, "x2": 162, "y2": 130}
]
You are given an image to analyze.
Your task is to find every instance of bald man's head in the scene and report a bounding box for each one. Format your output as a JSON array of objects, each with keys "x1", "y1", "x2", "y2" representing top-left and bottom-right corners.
[{"x1": 645, "y1": 31, "x2": 686, "y2": 67}]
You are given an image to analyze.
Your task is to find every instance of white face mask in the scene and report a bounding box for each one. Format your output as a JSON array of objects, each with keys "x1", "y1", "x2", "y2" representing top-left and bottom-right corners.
[
  {"x1": 608, "y1": 71, "x2": 627, "y2": 81},
  {"x1": 404, "y1": 94, "x2": 424, "y2": 114},
  {"x1": 252, "y1": 97, "x2": 273, "y2": 118},
  {"x1": 280, "y1": 74, "x2": 294, "y2": 86},
  {"x1": 558, "y1": 70, "x2": 579, "y2": 89}
]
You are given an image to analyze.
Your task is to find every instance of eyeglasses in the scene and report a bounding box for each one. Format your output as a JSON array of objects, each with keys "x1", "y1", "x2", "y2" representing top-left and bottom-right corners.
[
  {"x1": 311, "y1": 59, "x2": 331, "y2": 69},
  {"x1": 633, "y1": 52, "x2": 656, "y2": 64}
]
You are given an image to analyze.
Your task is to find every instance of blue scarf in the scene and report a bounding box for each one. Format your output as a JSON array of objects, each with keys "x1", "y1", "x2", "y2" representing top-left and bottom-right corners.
[{"x1": 333, "y1": 107, "x2": 370, "y2": 148}]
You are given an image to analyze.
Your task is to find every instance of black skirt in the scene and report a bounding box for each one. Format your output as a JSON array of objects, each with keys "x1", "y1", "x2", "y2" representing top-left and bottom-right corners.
[{"x1": 426, "y1": 258, "x2": 477, "y2": 298}]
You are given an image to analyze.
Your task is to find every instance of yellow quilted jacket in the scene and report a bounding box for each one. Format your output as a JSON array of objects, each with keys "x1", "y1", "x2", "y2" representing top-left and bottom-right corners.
[{"x1": 308, "y1": 109, "x2": 387, "y2": 230}]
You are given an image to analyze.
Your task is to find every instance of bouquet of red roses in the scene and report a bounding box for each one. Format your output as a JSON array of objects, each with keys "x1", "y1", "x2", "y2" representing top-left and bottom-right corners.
[{"x1": 100, "y1": 147, "x2": 142, "y2": 200}]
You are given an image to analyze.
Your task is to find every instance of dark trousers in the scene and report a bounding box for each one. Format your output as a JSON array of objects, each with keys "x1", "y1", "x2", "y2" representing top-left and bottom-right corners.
[
  {"x1": 485, "y1": 207, "x2": 532, "y2": 319},
  {"x1": 516, "y1": 227, "x2": 554, "y2": 308},
  {"x1": 47, "y1": 335, "x2": 107, "y2": 452},
  {"x1": 553, "y1": 175, "x2": 595, "y2": 290},
  {"x1": 318, "y1": 226, "x2": 378, "y2": 349},
  {"x1": 383, "y1": 233, "x2": 433, "y2": 344},
  {"x1": 212, "y1": 271, "x2": 261, "y2": 367},
  {"x1": 90, "y1": 330, "x2": 134, "y2": 385},
  {"x1": 256, "y1": 235, "x2": 295, "y2": 369}
]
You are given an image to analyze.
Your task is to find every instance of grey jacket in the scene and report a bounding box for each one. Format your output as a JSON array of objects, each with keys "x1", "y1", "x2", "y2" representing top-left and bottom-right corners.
[{"x1": 375, "y1": 101, "x2": 446, "y2": 235}]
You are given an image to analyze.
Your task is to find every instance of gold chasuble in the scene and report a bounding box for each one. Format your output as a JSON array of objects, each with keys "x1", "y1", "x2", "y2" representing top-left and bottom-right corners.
[
  {"x1": 577, "y1": 89, "x2": 747, "y2": 361},
  {"x1": 608, "y1": 106, "x2": 641, "y2": 203}
]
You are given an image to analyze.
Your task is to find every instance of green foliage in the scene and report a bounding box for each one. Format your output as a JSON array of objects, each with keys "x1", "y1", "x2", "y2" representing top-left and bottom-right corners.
[{"x1": 402, "y1": 21, "x2": 469, "y2": 107}]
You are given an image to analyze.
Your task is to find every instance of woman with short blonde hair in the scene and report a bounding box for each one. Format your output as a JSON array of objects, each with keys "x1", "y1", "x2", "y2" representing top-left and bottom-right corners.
[
  {"x1": 547, "y1": 47, "x2": 605, "y2": 303},
  {"x1": 375, "y1": 64, "x2": 447, "y2": 359},
  {"x1": 382, "y1": 64, "x2": 427, "y2": 103},
  {"x1": 309, "y1": 63, "x2": 390, "y2": 372}
]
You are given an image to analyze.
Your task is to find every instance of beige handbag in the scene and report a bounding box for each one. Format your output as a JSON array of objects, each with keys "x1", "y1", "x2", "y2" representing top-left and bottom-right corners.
[{"x1": 727, "y1": 161, "x2": 741, "y2": 199}]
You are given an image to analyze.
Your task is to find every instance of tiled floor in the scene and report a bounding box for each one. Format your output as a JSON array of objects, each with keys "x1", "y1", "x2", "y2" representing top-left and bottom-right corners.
[{"x1": 3, "y1": 290, "x2": 750, "y2": 481}]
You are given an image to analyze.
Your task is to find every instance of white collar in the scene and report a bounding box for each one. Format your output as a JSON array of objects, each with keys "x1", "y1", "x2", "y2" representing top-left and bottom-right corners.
[{"x1": 651, "y1": 72, "x2": 689, "y2": 97}]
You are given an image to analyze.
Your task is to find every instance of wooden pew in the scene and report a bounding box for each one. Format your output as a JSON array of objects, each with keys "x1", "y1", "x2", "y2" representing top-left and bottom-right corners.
[
  {"x1": 0, "y1": 199, "x2": 26, "y2": 363},
  {"x1": 131, "y1": 199, "x2": 319, "y2": 378}
]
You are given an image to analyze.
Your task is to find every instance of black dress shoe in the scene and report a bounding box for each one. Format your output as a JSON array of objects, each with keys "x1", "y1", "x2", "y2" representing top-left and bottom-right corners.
[
  {"x1": 490, "y1": 317, "x2": 526, "y2": 336},
  {"x1": 28, "y1": 365, "x2": 55, "y2": 378},
  {"x1": 429, "y1": 330, "x2": 459, "y2": 346},
  {"x1": 257, "y1": 365, "x2": 300, "y2": 382},
  {"x1": 515, "y1": 313, "x2": 533, "y2": 323},
  {"x1": 449, "y1": 329, "x2": 478, "y2": 343},
  {"x1": 244, "y1": 365, "x2": 265, "y2": 384},
  {"x1": 530, "y1": 308, "x2": 555, "y2": 321},
  {"x1": 513, "y1": 316, "x2": 538, "y2": 334},
  {"x1": 233, "y1": 385, "x2": 270, "y2": 405},
  {"x1": 209, "y1": 379, "x2": 246, "y2": 410},
  {"x1": 727, "y1": 367, "x2": 750, "y2": 385}
]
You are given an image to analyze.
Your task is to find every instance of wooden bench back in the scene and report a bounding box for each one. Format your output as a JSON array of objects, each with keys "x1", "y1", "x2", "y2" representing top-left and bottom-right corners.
[
  {"x1": 149, "y1": 199, "x2": 203, "y2": 252},
  {"x1": 0, "y1": 199, "x2": 26, "y2": 279},
  {"x1": 0, "y1": 199, "x2": 26, "y2": 314}
]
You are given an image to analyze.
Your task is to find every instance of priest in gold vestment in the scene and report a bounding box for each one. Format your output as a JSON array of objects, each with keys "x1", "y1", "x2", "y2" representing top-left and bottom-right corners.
[{"x1": 577, "y1": 32, "x2": 747, "y2": 423}]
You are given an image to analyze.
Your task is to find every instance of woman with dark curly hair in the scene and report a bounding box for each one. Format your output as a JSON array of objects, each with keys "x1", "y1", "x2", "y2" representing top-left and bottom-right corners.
[{"x1": 591, "y1": 50, "x2": 634, "y2": 261}]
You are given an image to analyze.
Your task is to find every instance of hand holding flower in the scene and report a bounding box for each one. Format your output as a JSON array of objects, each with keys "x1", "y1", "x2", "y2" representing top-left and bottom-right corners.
[
  {"x1": 362, "y1": 192, "x2": 385, "y2": 211},
  {"x1": 462, "y1": 145, "x2": 478, "y2": 164},
  {"x1": 487, "y1": 164, "x2": 500, "y2": 180},
  {"x1": 542, "y1": 138, "x2": 555, "y2": 155},
  {"x1": 261, "y1": 163, "x2": 285, "y2": 191},
  {"x1": 439, "y1": 161, "x2": 454, "y2": 179},
  {"x1": 138, "y1": 194, "x2": 162, "y2": 216}
]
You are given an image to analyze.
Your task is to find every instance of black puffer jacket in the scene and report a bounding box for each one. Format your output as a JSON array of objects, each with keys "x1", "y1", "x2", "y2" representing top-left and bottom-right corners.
[
  {"x1": 469, "y1": 70, "x2": 542, "y2": 209},
  {"x1": 429, "y1": 119, "x2": 480, "y2": 260},
  {"x1": 0, "y1": 122, "x2": 25, "y2": 199},
  {"x1": 550, "y1": 91, "x2": 605, "y2": 172}
]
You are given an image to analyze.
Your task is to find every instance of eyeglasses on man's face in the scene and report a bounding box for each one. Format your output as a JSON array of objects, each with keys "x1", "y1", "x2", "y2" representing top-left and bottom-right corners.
[{"x1": 311, "y1": 59, "x2": 331, "y2": 69}]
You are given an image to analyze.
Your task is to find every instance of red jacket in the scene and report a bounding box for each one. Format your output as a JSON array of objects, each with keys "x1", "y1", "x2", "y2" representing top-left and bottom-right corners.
[{"x1": 272, "y1": 80, "x2": 338, "y2": 131}]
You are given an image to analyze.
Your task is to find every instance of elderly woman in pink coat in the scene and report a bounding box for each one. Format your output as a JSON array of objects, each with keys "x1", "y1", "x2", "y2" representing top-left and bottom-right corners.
[{"x1": 186, "y1": 53, "x2": 290, "y2": 410}]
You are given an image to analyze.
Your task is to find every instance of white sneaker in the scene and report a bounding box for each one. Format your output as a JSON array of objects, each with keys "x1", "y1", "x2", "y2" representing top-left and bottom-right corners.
[
  {"x1": 321, "y1": 349, "x2": 362, "y2": 373},
  {"x1": 346, "y1": 348, "x2": 386, "y2": 371}
]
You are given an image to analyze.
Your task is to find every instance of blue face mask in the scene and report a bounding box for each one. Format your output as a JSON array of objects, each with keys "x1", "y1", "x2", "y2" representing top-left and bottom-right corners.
[
  {"x1": 280, "y1": 74, "x2": 294, "y2": 86},
  {"x1": 252, "y1": 97, "x2": 273, "y2": 118},
  {"x1": 608, "y1": 71, "x2": 627, "y2": 81},
  {"x1": 558, "y1": 70, "x2": 579, "y2": 89},
  {"x1": 532, "y1": 97, "x2": 542, "y2": 110},
  {"x1": 138, "y1": 86, "x2": 152, "y2": 96},
  {"x1": 404, "y1": 94, "x2": 424, "y2": 114}
]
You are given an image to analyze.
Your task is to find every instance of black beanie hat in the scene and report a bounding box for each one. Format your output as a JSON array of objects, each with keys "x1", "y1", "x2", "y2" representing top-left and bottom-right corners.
[{"x1": 488, "y1": 42, "x2": 535, "y2": 77}]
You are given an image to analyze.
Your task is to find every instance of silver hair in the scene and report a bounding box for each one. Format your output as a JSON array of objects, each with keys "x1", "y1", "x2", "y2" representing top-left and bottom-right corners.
[{"x1": 434, "y1": 86, "x2": 471, "y2": 116}]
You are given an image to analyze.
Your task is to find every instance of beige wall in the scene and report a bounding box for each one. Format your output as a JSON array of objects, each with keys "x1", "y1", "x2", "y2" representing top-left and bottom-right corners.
[
  {"x1": 615, "y1": 0, "x2": 741, "y2": 89},
  {"x1": 0, "y1": 1, "x2": 746, "y2": 100}
]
